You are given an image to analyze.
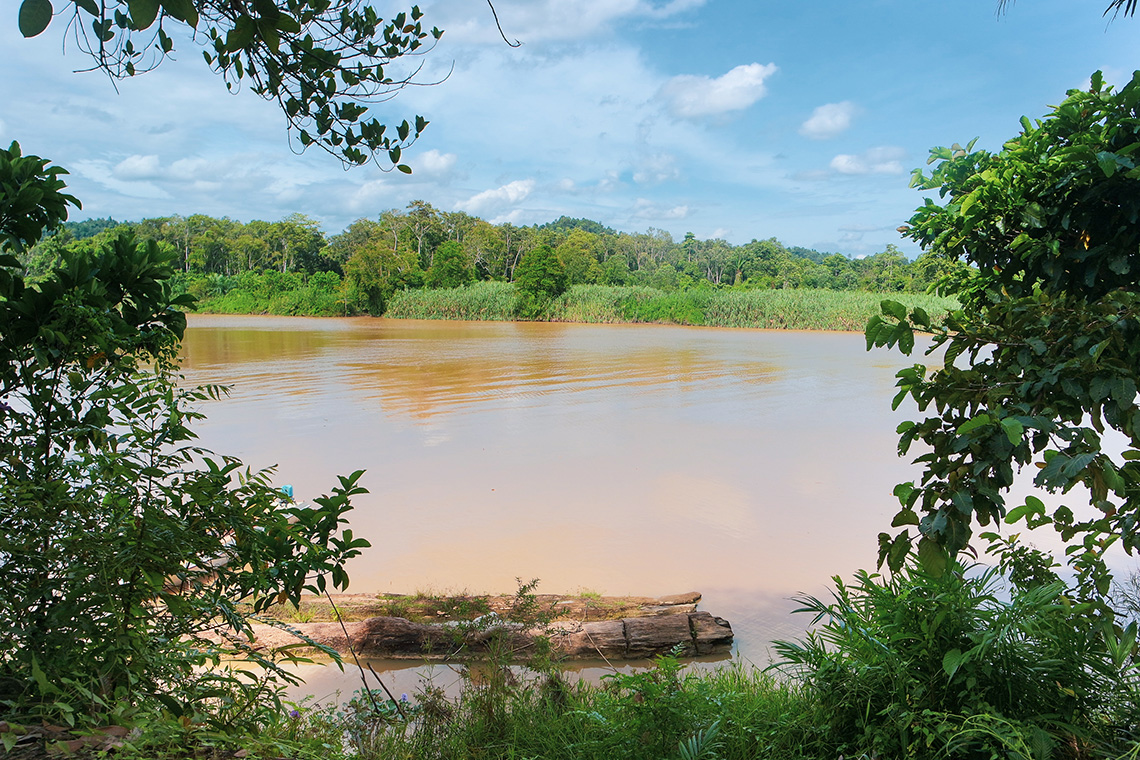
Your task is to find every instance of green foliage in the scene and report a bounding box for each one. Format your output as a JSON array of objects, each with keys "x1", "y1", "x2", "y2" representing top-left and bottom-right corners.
[
  {"x1": 424, "y1": 240, "x2": 473, "y2": 289},
  {"x1": 276, "y1": 661, "x2": 818, "y2": 760},
  {"x1": 773, "y1": 561, "x2": 1124, "y2": 759},
  {"x1": 17, "y1": 0, "x2": 441, "y2": 168},
  {"x1": 514, "y1": 244, "x2": 568, "y2": 301},
  {"x1": 0, "y1": 142, "x2": 79, "y2": 256},
  {"x1": 387, "y1": 283, "x2": 957, "y2": 330},
  {"x1": 386, "y1": 280, "x2": 519, "y2": 320},
  {"x1": 0, "y1": 164, "x2": 370, "y2": 734},
  {"x1": 867, "y1": 72, "x2": 1140, "y2": 597}
]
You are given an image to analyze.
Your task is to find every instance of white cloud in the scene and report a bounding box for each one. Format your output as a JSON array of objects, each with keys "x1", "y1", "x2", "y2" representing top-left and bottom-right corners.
[
  {"x1": 114, "y1": 154, "x2": 162, "y2": 180},
  {"x1": 799, "y1": 101, "x2": 857, "y2": 140},
  {"x1": 415, "y1": 149, "x2": 458, "y2": 176},
  {"x1": 347, "y1": 179, "x2": 393, "y2": 213},
  {"x1": 659, "y1": 63, "x2": 778, "y2": 118},
  {"x1": 490, "y1": 208, "x2": 528, "y2": 225},
  {"x1": 72, "y1": 159, "x2": 171, "y2": 200},
  {"x1": 709, "y1": 227, "x2": 730, "y2": 239},
  {"x1": 633, "y1": 198, "x2": 689, "y2": 219},
  {"x1": 456, "y1": 179, "x2": 536, "y2": 215},
  {"x1": 829, "y1": 146, "x2": 906, "y2": 175}
]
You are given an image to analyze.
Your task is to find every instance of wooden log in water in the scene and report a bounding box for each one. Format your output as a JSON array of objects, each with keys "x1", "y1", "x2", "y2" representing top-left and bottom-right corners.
[{"x1": 231, "y1": 592, "x2": 733, "y2": 660}]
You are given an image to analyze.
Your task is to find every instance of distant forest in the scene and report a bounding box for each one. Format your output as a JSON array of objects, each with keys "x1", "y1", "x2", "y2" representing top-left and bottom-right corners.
[{"x1": 22, "y1": 202, "x2": 961, "y2": 316}]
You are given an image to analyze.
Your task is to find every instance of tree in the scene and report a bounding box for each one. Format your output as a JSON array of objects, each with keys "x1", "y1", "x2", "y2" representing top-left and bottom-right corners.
[
  {"x1": 0, "y1": 143, "x2": 370, "y2": 728},
  {"x1": 424, "y1": 239, "x2": 472, "y2": 289},
  {"x1": 17, "y1": 0, "x2": 442, "y2": 169},
  {"x1": 555, "y1": 229, "x2": 603, "y2": 285},
  {"x1": 513, "y1": 243, "x2": 567, "y2": 301},
  {"x1": 866, "y1": 71, "x2": 1140, "y2": 602}
]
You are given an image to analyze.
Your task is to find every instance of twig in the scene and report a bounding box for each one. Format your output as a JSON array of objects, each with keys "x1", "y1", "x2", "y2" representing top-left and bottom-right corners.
[
  {"x1": 323, "y1": 589, "x2": 382, "y2": 714},
  {"x1": 367, "y1": 663, "x2": 408, "y2": 721},
  {"x1": 487, "y1": 0, "x2": 521, "y2": 47}
]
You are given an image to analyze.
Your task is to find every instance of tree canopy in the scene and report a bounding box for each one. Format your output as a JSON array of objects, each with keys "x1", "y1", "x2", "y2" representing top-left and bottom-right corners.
[
  {"x1": 18, "y1": 0, "x2": 442, "y2": 169},
  {"x1": 867, "y1": 70, "x2": 1140, "y2": 602}
]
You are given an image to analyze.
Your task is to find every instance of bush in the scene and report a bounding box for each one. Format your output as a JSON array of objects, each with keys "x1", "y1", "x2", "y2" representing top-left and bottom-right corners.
[
  {"x1": 0, "y1": 147, "x2": 370, "y2": 740},
  {"x1": 773, "y1": 561, "x2": 1123, "y2": 758}
]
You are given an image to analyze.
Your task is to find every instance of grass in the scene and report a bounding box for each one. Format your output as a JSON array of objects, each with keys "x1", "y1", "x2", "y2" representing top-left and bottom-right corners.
[
  {"x1": 386, "y1": 282, "x2": 958, "y2": 331},
  {"x1": 268, "y1": 657, "x2": 829, "y2": 760}
]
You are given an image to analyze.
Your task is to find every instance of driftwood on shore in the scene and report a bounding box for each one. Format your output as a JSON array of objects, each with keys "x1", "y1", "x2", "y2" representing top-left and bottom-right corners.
[{"x1": 235, "y1": 592, "x2": 733, "y2": 661}]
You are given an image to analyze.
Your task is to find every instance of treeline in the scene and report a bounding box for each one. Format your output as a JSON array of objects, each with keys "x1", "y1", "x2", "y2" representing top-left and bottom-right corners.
[{"x1": 22, "y1": 202, "x2": 962, "y2": 318}]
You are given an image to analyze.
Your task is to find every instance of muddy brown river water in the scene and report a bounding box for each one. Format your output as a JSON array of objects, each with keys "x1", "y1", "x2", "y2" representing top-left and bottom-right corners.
[{"x1": 179, "y1": 314, "x2": 937, "y2": 698}]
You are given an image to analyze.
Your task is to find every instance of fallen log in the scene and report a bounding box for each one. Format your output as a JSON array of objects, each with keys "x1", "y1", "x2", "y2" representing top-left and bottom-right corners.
[{"x1": 231, "y1": 592, "x2": 733, "y2": 661}]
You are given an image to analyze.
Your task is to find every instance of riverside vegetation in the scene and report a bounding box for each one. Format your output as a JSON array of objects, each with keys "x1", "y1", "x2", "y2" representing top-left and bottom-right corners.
[
  {"x1": 20, "y1": 209, "x2": 961, "y2": 330},
  {"x1": 5, "y1": 72, "x2": 1140, "y2": 760}
]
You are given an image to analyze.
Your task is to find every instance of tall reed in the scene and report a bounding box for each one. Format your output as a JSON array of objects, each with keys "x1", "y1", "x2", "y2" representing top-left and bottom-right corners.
[
  {"x1": 386, "y1": 281, "x2": 518, "y2": 321},
  {"x1": 386, "y1": 283, "x2": 958, "y2": 331}
]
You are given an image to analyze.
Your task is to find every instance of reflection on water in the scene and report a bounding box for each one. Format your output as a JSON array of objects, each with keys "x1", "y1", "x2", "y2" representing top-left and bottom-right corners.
[{"x1": 180, "y1": 315, "x2": 925, "y2": 682}]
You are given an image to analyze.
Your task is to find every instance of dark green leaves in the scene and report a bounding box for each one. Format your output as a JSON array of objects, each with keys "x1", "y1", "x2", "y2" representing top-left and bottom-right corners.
[
  {"x1": 18, "y1": 0, "x2": 52, "y2": 37},
  {"x1": 0, "y1": 142, "x2": 80, "y2": 254}
]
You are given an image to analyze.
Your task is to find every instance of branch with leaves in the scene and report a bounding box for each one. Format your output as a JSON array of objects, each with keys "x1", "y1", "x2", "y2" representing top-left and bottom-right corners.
[
  {"x1": 18, "y1": 0, "x2": 443, "y2": 169},
  {"x1": 867, "y1": 71, "x2": 1140, "y2": 607}
]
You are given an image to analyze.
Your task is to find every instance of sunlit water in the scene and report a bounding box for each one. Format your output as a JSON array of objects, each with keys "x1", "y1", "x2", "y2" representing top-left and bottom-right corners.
[{"x1": 179, "y1": 314, "x2": 1124, "y2": 701}]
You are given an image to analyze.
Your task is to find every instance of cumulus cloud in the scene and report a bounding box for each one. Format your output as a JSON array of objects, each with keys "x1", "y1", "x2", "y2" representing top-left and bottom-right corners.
[
  {"x1": 415, "y1": 149, "x2": 458, "y2": 176},
  {"x1": 799, "y1": 101, "x2": 857, "y2": 140},
  {"x1": 659, "y1": 63, "x2": 778, "y2": 118},
  {"x1": 114, "y1": 154, "x2": 162, "y2": 180},
  {"x1": 830, "y1": 146, "x2": 906, "y2": 175},
  {"x1": 633, "y1": 198, "x2": 690, "y2": 219},
  {"x1": 456, "y1": 179, "x2": 536, "y2": 215}
]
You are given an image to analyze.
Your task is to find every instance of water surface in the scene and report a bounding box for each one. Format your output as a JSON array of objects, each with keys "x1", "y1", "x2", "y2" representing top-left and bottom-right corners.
[{"x1": 180, "y1": 315, "x2": 927, "y2": 686}]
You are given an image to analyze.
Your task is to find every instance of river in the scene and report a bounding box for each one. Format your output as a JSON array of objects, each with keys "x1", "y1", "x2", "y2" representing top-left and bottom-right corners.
[{"x1": 179, "y1": 314, "x2": 931, "y2": 698}]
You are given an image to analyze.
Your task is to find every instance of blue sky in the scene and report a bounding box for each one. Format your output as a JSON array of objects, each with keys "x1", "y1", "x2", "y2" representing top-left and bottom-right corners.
[{"x1": 2, "y1": 0, "x2": 1136, "y2": 256}]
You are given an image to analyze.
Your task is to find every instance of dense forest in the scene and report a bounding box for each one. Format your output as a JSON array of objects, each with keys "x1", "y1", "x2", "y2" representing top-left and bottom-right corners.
[{"x1": 20, "y1": 203, "x2": 961, "y2": 318}]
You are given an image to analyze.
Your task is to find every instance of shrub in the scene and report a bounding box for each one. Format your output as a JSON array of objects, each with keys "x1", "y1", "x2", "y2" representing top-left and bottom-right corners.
[{"x1": 773, "y1": 561, "x2": 1122, "y2": 759}]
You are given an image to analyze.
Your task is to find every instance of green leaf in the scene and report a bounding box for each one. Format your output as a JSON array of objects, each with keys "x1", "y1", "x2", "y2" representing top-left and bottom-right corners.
[
  {"x1": 881, "y1": 299, "x2": 907, "y2": 321},
  {"x1": 891, "y1": 508, "x2": 920, "y2": 527},
  {"x1": 1097, "y1": 151, "x2": 1118, "y2": 178},
  {"x1": 396, "y1": 163, "x2": 412, "y2": 174},
  {"x1": 1000, "y1": 417, "x2": 1024, "y2": 446},
  {"x1": 127, "y1": 0, "x2": 159, "y2": 30},
  {"x1": 957, "y1": 413, "x2": 991, "y2": 436},
  {"x1": 917, "y1": 536, "x2": 948, "y2": 577},
  {"x1": 942, "y1": 648, "x2": 968, "y2": 678},
  {"x1": 19, "y1": 0, "x2": 53, "y2": 38},
  {"x1": 74, "y1": 0, "x2": 98, "y2": 14}
]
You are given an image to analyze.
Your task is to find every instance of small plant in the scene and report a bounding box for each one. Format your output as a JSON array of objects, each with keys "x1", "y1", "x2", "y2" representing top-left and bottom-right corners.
[{"x1": 679, "y1": 719, "x2": 722, "y2": 760}]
